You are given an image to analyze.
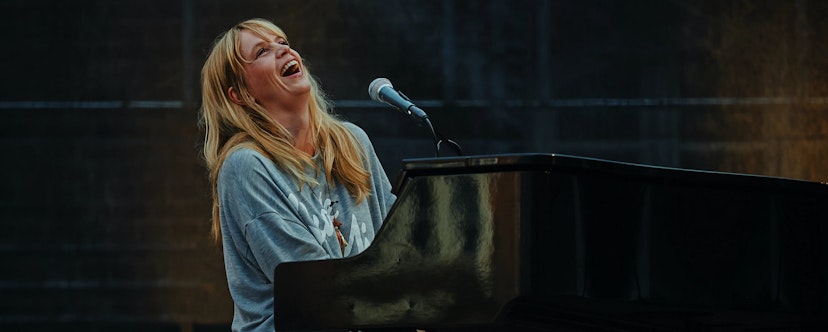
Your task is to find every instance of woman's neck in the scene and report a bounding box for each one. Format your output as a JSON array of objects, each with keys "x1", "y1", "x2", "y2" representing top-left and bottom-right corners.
[{"x1": 265, "y1": 101, "x2": 314, "y2": 156}]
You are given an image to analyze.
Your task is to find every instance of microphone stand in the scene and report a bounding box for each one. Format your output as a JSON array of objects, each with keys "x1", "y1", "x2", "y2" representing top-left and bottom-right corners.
[
  {"x1": 396, "y1": 90, "x2": 464, "y2": 158},
  {"x1": 421, "y1": 118, "x2": 463, "y2": 157},
  {"x1": 432, "y1": 122, "x2": 464, "y2": 157}
]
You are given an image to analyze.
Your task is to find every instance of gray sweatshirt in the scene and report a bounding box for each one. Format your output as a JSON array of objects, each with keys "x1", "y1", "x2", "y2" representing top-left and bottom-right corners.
[{"x1": 217, "y1": 122, "x2": 397, "y2": 331}]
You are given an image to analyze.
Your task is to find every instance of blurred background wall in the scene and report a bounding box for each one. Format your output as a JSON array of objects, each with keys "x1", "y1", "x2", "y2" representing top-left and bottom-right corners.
[{"x1": 1, "y1": 0, "x2": 826, "y2": 330}]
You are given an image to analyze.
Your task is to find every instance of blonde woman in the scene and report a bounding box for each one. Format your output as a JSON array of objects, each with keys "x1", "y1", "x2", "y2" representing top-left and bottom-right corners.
[{"x1": 200, "y1": 18, "x2": 396, "y2": 331}]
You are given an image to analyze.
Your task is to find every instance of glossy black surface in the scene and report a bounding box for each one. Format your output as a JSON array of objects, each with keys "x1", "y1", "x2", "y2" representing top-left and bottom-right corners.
[{"x1": 274, "y1": 154, "x2": 828, "y2": 331}]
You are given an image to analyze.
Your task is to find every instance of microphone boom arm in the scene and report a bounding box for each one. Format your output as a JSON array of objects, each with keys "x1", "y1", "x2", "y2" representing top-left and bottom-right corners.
[
  {"x1": 369, "y1": 78, "x2": 463, "y2": 157},
  {"x1": 395, "y1": 89, "x2": 462, "y2": 157}
]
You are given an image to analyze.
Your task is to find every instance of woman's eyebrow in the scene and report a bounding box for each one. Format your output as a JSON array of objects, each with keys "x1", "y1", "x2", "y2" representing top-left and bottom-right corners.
[{"x1": 246, "y1": 40, "x2": 269, "y2": 57}]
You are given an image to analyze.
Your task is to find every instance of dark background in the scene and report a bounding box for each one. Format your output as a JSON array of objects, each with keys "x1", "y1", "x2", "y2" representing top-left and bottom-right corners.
[{"x1": 1, "y1": 0, "x2": 826, "y2": 330}]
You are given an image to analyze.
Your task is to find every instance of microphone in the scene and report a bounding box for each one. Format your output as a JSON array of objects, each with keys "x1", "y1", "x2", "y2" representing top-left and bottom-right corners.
[{"x1": 368, "y1": 78, "x2": 428, "y2": 120}]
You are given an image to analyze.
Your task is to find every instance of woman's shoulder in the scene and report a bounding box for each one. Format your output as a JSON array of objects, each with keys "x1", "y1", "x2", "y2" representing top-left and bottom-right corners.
[
  {"x1": 340, "y1": 121, "x2": 370, "y2": 143},
  {"x1": 224, "y1": 147, "x2": 267, "y2": 166},
  {"x1": 219, "y1": 147, "x2": 273, "y2": 178},
  {"x1": 340, "y1": 121, "x2": 365, "y2": 134}
]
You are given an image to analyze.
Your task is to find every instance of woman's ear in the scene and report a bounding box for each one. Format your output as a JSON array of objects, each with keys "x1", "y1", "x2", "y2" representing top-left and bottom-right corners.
[{"x1": 227, "y1": 86, "x2": 245, "y2": 106}]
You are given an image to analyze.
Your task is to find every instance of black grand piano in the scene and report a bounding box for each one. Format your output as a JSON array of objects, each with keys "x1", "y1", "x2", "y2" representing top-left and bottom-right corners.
[{"x1": 274, "y1": 154, "x2": 828, "y2": 331}]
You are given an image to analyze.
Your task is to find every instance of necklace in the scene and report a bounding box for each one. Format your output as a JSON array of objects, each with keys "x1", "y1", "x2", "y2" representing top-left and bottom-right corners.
[{"x1": 311, "y1": 180, "x2": 348, "y2": 256}]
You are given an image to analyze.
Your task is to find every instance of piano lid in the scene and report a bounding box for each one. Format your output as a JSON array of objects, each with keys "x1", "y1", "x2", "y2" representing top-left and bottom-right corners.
[
  {"x1": 276, "y1": 153, "x2": 828, "y2": 331},
  {"x1": 395, "y1": 153, "x2": 828, "y2": 195}
]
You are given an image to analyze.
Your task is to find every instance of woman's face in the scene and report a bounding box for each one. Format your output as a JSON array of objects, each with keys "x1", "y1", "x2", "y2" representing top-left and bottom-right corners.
[{"x1": 237, "y1": 29, "x2": 311, "y2": 110}]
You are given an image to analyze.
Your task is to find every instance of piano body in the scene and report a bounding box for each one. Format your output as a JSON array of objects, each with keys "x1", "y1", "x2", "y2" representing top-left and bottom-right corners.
[{"x1": 274, "y1": 154, "x2": 828, "y2": 331}]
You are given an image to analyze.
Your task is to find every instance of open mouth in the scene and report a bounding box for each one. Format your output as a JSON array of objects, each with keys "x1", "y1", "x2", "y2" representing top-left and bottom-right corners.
[{"x1": 281, "y1": 60, "x2": 300, "y2": 77}]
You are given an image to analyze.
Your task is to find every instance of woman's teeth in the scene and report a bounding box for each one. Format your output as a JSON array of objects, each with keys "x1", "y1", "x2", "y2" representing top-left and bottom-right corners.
[{"x1": 281, "y1": 60, "x2": 299, "y2": 77}]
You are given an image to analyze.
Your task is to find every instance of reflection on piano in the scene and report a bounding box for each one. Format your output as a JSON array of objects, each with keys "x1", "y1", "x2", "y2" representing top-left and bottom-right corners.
[{"x1": 274, "y1": 154, "x2": 828, "y2": 331}]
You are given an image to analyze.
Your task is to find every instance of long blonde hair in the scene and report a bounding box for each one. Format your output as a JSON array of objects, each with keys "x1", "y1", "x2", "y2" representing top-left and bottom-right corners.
[{"x1": 200, "y1": 18, "x2": 371, "y2": 242}]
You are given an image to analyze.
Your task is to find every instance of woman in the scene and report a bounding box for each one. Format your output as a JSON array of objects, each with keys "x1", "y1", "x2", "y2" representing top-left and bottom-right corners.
[{"x1": 200, "y1": 18, "x2": 396, "y2": 331}]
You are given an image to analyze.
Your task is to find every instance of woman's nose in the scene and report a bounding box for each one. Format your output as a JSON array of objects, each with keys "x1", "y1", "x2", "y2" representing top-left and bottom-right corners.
[{"x1": 274, "y1": 43, "x2": 290, "y2": 57}]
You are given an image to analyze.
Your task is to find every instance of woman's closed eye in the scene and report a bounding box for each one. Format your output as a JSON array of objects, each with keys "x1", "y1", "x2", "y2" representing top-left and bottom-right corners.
[
  {"x1": 255, "y1": 40, "x2": 288, "y2": 59},
  {"x1": 255, "y1": 48, "x2": 270, "y2": 58}
]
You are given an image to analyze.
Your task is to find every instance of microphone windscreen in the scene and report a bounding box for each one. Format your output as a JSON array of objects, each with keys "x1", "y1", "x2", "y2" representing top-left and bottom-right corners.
[{"x1": 368, "y1": 78, "x2": 392, "y2": 101}]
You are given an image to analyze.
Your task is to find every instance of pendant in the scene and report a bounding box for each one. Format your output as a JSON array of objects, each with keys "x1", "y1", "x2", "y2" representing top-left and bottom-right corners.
[{"x1": 333, "y1": 217, "x2": 348, "y2": 256}]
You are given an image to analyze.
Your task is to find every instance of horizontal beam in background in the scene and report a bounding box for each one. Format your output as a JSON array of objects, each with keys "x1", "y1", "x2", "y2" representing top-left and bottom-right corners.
[
  {"x1": 0, "y1": 243, "x2": 198, "y2": 253},
  {"x1": 1, "y1": 97, "x2": 828, "y2": 110},
  {"x1": 0, "y1": 101, "x2": 185, "y2": 109},
  {"x1": 0, "y1": 280, "x2": 201, "y2": 290}
]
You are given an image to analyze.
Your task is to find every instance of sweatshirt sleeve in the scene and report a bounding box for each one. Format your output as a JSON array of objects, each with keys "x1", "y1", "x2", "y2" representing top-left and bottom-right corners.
[
  {"x1": 343, "y1": 122, "x2": 397, "y2": 214},
  {"x1": 243, "y1": 213, "x2": 330, "y2": 282},
  {"x1": 218, "y1": 149, "x2": 331, "y2": 283}
]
